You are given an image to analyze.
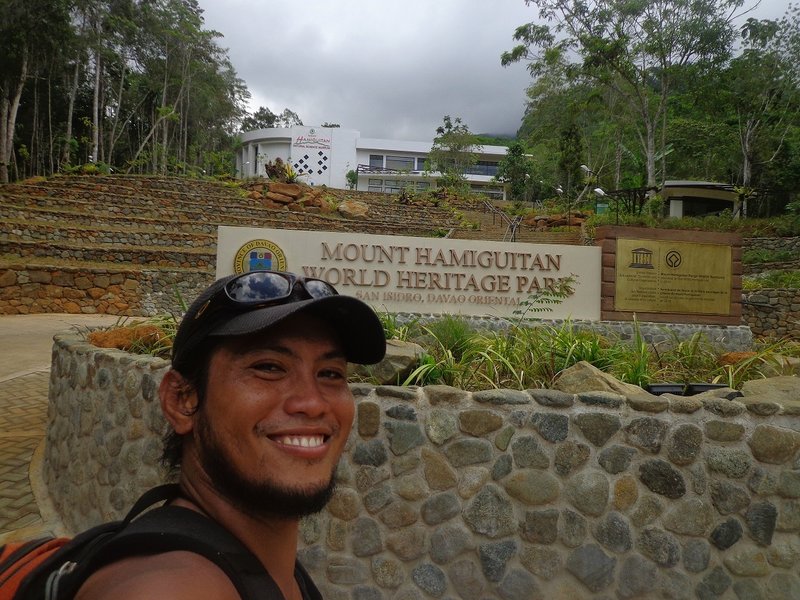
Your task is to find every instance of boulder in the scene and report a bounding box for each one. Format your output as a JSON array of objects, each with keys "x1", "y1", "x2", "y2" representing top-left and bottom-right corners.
[
  {"x1": 350, "y1": 339, "x2": 425, "y2": 384},
  {"x1": 338, "y1": 199, "x2": 370, "y2": 219},
  {"x1": 553, "y1": 361, "x2": 650, "y2": 398},
  {"x1": 265, "y1": 191, "x2": 293, "y2": 204},
  {"x1": 267, "y1": 182, "x2": 304, "y2": 199},
  {"x1": 740, "y1": 376, "x2": 800, "y2": 414}
]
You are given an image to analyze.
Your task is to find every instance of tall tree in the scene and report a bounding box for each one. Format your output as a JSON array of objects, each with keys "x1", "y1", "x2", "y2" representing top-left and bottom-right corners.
[
  {"x1": 427, "y1": 115, "x2": 481, "y2": 191},
  {"x1": 503, "y1": 0, "x2": 745, "y2": 188},
  {"x1": 495, "y1": 141, "x2": 536, "y2": 201},
  {"x1": 729, "y1": 17, "x2": 800, "y2": 190},
  {"x1": 276, "y1": 108, "x2": 303, "y2": 128},
  {"x1": 0, "y1": 0, "x2": 71, "y2": 182},
  {"x1": 241, "y1": 106, "x2": 278, "y2": 131}
]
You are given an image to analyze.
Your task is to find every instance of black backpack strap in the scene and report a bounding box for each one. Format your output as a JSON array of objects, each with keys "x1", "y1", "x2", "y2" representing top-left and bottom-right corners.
[
  {"x1": 56, "y1": 505, "x2": 285, "y2": 600},
  {"x1": 16, "y1": 485, "x2": 183, "y2": 600},
  {"x1": 19, "y1": 484, "x2": 322, "y2": 599},
  {"x1": 120, "y1": 483, "x2": 183, "y2": 521}
]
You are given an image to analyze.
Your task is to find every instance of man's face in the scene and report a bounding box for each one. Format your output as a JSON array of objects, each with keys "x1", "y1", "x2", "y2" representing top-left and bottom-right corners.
[{"x1": 188, "y1": 313, "x2": 354, "y2": 520}]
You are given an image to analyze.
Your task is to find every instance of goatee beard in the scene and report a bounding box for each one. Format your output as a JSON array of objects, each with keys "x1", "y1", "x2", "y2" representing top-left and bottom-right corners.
[{"x1": 197, "y1": 411, "x2": 337, "y2": 520}]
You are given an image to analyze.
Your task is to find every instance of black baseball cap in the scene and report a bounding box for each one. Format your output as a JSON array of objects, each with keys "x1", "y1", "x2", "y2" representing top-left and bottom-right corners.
[{"x1": 171, "y1": 271, "x2": 386, "y2": 371}]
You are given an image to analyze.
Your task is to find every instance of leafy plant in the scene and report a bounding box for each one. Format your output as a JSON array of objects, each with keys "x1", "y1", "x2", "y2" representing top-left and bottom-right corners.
[
  {"x1": 651, "y1": 330, "x2": 719, "y2": 384},
  {"x1": 744, "y1": 270, "x2": 800, "y2": 290},
  {"x1": 378, "y1": 311, "x2": 418, "y2": 342},
  {"x1": 264, "y1": 158, "x2": 287, "y2": 181},
  {"x1": 125, "y1": 314, "x2": 179, "y2": 358},
  {"x1": 345, "y1": 169, "x2": 358, "y2": 190},
  {"x1": 712, "y1": 351, "x2": 779, "y2": 389},
  {"x1": 611, "y1": 318, "x2": 652, "y2": 387},
  {"x1": 420, "y1": 316, "x2": 476, "y2": 362},
  {"x1": 283, "y1": 163, "x2": 300, "y2": 183},
  {"x1": 743, "y1": 248, "x2": 798, "y2": 264},
  {"x1": 513, "y1": 274, "x2": 577, "y2": 321}
]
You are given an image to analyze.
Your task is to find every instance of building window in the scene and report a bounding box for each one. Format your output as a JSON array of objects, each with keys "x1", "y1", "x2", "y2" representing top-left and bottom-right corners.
[
  {"x1": 368, "y1": 179, "x2": 382, "y2": 186},
  {"x1": 465, "y1": 161, "x2": 499, "y2": 176},
  {"x1": 385, "y1": 155, "x2": 414, "y2": 171},
  {"x1": 416, "y1": 156, "x2": 427, "y2": 171},
  {"x1": 369, "y1": 155, "x2": 383, "y2": 168}
]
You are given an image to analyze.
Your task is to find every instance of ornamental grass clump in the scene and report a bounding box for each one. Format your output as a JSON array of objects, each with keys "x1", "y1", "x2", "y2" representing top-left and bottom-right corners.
[{"x1": 396, "y1": 315, "x2": 798, "y2": 392}]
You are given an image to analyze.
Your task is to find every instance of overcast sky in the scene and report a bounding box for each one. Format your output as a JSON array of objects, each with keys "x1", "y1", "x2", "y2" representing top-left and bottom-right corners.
[{"x1": 197, "y1": 0, "x2": 788, "y2": 142}]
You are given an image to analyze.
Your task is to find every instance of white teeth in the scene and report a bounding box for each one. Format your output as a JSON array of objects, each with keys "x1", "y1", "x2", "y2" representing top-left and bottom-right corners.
[{"x1": 275, "y1": 435, "x2": 324, "y2": 448}]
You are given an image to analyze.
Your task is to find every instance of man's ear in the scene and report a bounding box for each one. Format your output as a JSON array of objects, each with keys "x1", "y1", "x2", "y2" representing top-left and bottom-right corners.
[{"x1": 160, "y1": 369, "x2": 198, "y2": 435}]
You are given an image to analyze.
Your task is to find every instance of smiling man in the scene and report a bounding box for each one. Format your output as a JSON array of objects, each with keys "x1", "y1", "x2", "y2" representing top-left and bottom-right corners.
[{"x1": 76, "y1": 270, "x2": 386, "y2": 600}]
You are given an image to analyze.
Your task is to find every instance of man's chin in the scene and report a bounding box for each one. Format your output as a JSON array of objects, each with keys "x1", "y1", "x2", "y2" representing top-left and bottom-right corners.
[
  {"x1": 197, "y1": 411, "x2": 338, "y2": 519},
  {"x1": 205, "y1": 450, "x2": 337, "y2": 519}
]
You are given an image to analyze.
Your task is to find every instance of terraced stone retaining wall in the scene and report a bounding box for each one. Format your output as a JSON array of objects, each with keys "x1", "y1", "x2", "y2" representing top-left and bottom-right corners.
[
  {"x1": 0, "y1": 266, "x2": 211, "y2": 315},
  {"x1": 742, "y1": 289, "x2": 800, "y2": 340},
  {"x1": 45, "y1": 334, "x2": 800, "y2": 599},
  {"x1": 744, "y1": 236, "x2": 800, "y2": 254}
]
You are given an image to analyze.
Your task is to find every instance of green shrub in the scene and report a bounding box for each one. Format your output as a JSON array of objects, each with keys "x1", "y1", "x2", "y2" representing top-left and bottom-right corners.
[
  {"x1": 744, "y1": 270, "x2": 800, "y2": 290},
  {"x1": 743, "y1": 248, "x2": 798, "y2": 264}
]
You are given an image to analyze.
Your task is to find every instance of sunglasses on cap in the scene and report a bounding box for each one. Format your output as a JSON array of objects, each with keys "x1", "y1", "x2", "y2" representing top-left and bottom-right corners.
[{"x1": 193, "y1": 270, "x2": 338, "y2": 324}]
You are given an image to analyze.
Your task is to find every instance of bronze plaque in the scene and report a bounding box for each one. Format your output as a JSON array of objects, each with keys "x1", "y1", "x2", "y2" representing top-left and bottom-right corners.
[{"x1": 615, "y1": 239, "x2": 731, "y2": 315}]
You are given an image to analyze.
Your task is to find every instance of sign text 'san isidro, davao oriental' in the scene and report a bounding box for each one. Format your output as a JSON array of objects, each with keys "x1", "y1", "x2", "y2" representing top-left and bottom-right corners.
[{"x1": 216, "y1": 227, "x2": 602, "y2": 320}]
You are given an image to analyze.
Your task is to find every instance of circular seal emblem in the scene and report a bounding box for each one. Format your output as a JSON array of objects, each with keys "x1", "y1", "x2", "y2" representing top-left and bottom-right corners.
[
  {"x1": 233, "y1": 239, "x2": 287, "y2": 274},
  {"x1": 665, "y1": 250, "x2": 682, "y2": 268}
]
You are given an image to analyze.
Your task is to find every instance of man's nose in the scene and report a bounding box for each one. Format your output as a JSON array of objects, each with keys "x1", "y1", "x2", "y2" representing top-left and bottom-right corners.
[{"x1": 284, "y1": 373, "x2": 328, "y2": 417}]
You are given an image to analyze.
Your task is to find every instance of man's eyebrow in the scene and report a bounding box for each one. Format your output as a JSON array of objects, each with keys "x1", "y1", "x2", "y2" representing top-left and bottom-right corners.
[{"x1": 236, "y1": 343, "x2": 347, "y2": 360}]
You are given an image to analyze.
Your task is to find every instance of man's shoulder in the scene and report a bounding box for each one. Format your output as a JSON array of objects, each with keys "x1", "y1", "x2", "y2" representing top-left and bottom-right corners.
[{"x1": 75, "y1": 551, "x2": 240, "y2": 600}]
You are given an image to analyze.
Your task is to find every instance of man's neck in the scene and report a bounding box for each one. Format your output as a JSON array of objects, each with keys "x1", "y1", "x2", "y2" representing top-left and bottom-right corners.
[{"x1": 174, "y1": 475, "x2": 302, "y2": 599}]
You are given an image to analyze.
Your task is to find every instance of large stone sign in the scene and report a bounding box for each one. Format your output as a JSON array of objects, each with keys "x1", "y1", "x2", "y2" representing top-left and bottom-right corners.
[{"x1": 216, "y1": 226, "x2": 602, "y2": 320}]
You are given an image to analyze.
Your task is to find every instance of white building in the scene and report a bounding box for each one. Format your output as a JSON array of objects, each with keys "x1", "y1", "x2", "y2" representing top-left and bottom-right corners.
[{"x1": 237, "y1": 126, "x2": 509, "y2": 199}]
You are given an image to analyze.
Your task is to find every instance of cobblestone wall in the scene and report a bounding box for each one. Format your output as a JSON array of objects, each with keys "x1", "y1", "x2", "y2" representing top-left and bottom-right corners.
[
  {"x1": 743, "y1": 288, "x2": 800, "y2": 340},
  {"x1": 44, "y1": 334, "x2": 800, "y2": 599},
  {"x1": 744, "y1": 236, "x2": 800, "y2": 253},
  {"x1": 0, "y1": 266, "x2": 212, "y2": 315}
]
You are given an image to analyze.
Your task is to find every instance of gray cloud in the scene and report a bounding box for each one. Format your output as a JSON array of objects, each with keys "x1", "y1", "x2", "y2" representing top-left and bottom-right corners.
[{"x1": 199, "y1": 0, "x2": 535, "y2": 140}]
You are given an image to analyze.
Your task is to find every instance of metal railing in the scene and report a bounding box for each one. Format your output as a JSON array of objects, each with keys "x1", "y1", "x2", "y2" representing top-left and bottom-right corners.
[{"x1": 481, "y1": 199, "x2": 521, "y2": 242}]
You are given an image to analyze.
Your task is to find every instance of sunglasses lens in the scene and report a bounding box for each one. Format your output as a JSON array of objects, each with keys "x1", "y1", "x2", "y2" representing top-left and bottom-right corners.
[
  {"x1": 227, "y1": 272, "x2": 292, "y2": 302},
  {"x1": 304, "y1": 279, "x2": 337, "y2": 299}
]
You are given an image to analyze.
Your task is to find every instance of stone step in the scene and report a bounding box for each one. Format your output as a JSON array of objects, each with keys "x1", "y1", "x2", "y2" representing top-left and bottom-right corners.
[
  {"x1": 0, "y1": 203, "x2": 452, "y2": 244},
  {"x1": 1, "y1": 239, "x2": 216, "y2": 269},
  {"x1": 6, "y1": 180, "x2": 460, "y2": 227},
  {"x1": 1, "y1": 192, "x2": 457, "y2": 237},
  {"x1": 5, "y1": 175, "x2": 238, "y2": 199},
  {"x1": 1, "y1": 219, "x2": 215, "y2": 249}
]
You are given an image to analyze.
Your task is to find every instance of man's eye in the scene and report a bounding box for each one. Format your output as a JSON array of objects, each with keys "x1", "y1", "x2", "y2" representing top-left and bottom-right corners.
[
  {"x1": 320, "y1": 369, "x2": 345, "y2": 379},
  {"x1": 253, "y1": 362, "x2": 281, "y2": 372}
]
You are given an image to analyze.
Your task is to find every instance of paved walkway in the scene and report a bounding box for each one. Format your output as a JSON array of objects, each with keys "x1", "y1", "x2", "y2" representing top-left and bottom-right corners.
[{"x1": 0, "y1": 314, "x2": 122, "y2": 543}]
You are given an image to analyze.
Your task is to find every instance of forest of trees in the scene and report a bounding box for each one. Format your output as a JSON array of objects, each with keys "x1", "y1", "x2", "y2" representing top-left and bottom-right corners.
[
  {"x1": 0, "y1": 0, "x2": 257, "y2": 183},
  {"x1": 502, "y1": 0, "x2": 800, "y2": 212}
]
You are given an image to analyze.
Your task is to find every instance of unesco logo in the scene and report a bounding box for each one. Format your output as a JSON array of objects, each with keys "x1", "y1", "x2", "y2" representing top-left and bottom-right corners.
[{"x1": 665, "y1": 250, "x2": 682, "y2": 268}]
